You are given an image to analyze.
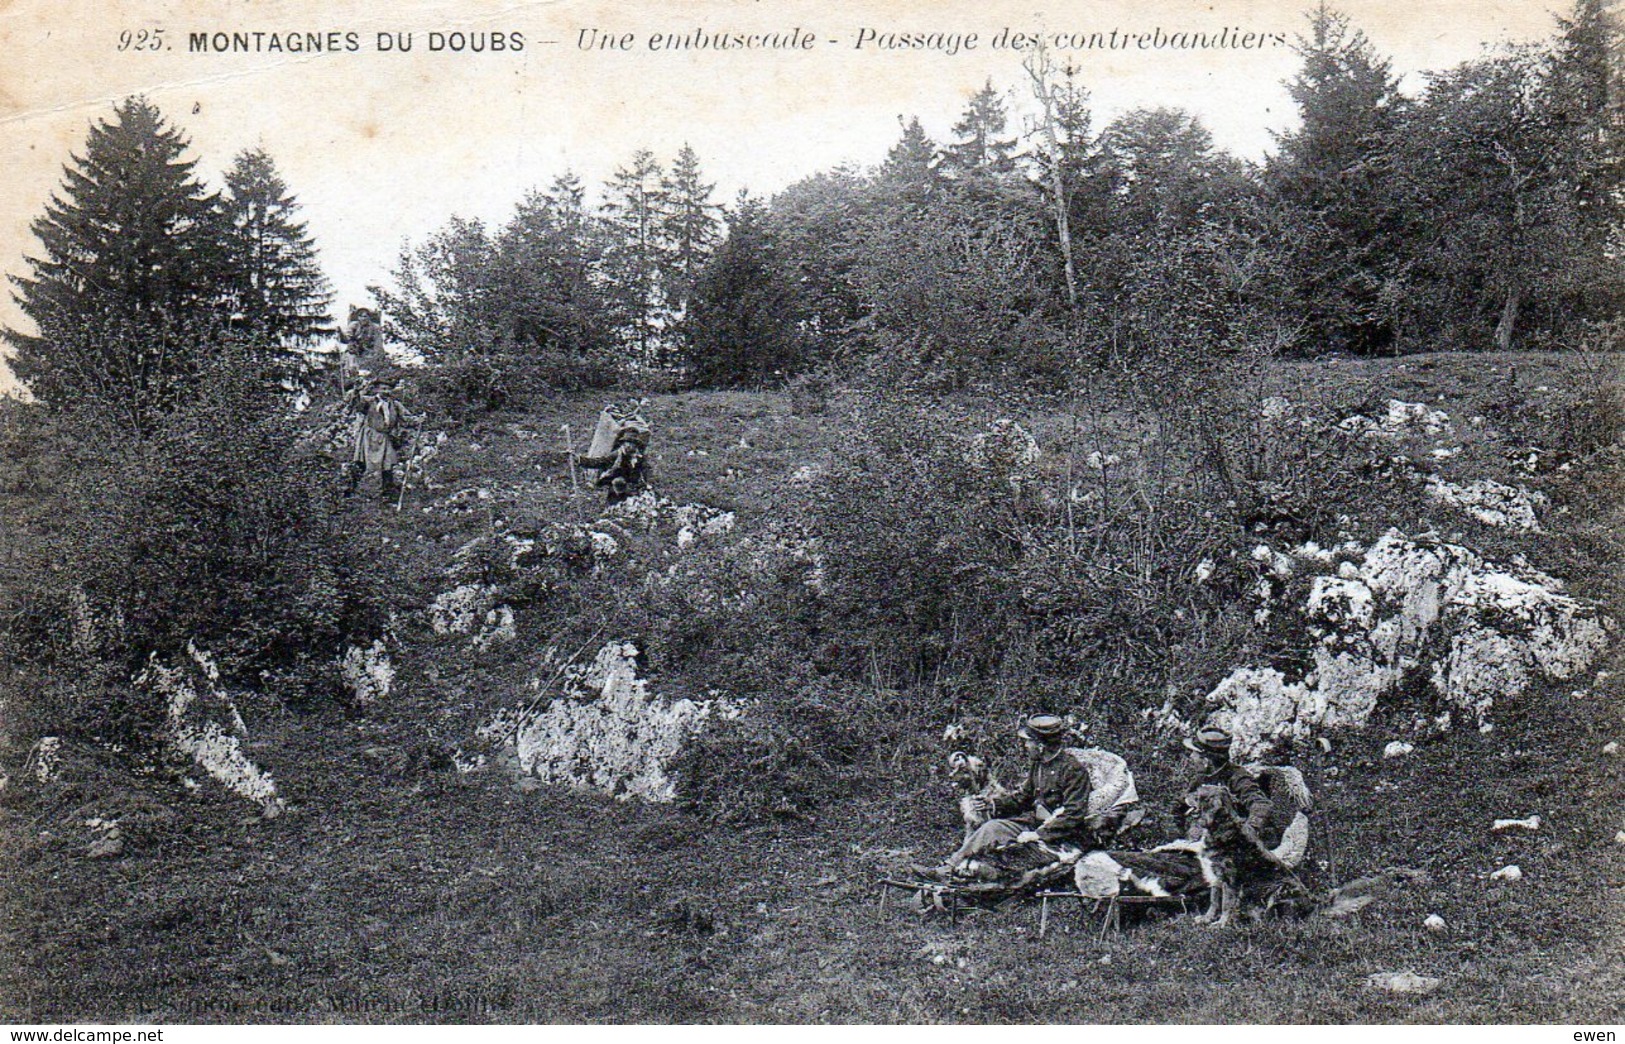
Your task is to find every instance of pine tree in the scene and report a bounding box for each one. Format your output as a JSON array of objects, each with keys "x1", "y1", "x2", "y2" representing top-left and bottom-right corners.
[
  {"x1": 6, "y1": 97, "x2": 222, "y2": 407},
  {"x1": 942, "y1": 80, "x2": 1019, "y2": 181},
  {"x1": 218, "y1": 147, "x2": 332, "y2": 347},
  {"x1": 877, "y1": 116, "x2": 941, "y2": 206},
  {"x1": 1268, "y1": 5, "x2": 1407, "y2": 352},
  {"x1": 1272, "y1": 6, "x2": 1403, "y2": 196},
  {"x1": 600, "y1": 149, "x2": 670, "y2": 362},
  {"x1": 659, "y1": 145, "x2": 721, "y2": 323}
]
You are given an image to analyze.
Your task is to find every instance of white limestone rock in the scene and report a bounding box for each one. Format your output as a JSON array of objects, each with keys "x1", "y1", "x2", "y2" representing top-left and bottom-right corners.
[
  {"x1": 137, "y1": 643, "x2": 282, "y2": 814},
  {"x1": 1366, "y1": 971, "x2": 1443, "y2": 995},
  {"x1": 341, "y1": 640, "x2": 394, "y2": 705},
  {"x1": 30, "y1": 736, "x2": 63, "y2": 783},
  {"x1": 1424, "y1": 476, "x2": 1547, "y2": 532},
  {"x1": 480, "y1": 641, "x2": 741, "y2": 803},
  {"x1": 1197, "y1": 529, "x2": 1611, "y2": 755},
  {"x1": 430, "y1": 583, "x2": 497, "y2": 636}
]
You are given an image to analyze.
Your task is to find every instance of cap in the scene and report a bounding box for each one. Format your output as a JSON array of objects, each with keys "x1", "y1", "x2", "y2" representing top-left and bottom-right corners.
[
  {"x1": 1182, "y1": 722, "x2": 1234, "y2": 757},
  {"x1": 1017, "y1": 714, "x2": 1069, "y2": 743}
]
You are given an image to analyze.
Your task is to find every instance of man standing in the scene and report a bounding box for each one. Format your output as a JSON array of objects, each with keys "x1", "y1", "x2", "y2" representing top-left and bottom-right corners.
[
  {"x1": 347, "y1": 380, "x2": 412, "y2": 498},
  {"x1": 336, "y1": 306, "x2": 384, "y2": 394},
  {"x1": 945, "y1": 714, "x2": 1109, "y2": 873}
]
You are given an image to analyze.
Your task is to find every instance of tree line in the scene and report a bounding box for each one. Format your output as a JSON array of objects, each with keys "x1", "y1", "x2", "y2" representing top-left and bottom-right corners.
[
  {"x1": 372, "y1": 2, "x2": 1621, "y2": 397},
  {"x1": 3, "y1": 2, "x2": 1620, "y2": 413},
  {"x1": 4, "y1": 98, "x2": 330, "y2": 421}
]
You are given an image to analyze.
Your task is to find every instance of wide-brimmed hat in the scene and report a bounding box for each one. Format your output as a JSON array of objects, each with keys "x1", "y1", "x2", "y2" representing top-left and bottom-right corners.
[
  {"x1": 1017, "y1": 714, "x2": 1070, "y2": 743},
  {"x1": 1183, "y1": 722, "x2": 1234, "y2": 757}
]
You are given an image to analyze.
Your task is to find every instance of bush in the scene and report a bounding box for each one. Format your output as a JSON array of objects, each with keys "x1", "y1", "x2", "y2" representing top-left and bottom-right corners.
[
  {"x1": 420, "y1": 349, "x2": 618, "y2": 421},
  {"x1": 0, "y1": 344, "x2": 391, "y2": 744},
  {"x1": 808, "y1": 392, "x2": 1028, "y2": 685},
  {"x1": 671, "y1": 680, "x2": 872, "y2": 824}
]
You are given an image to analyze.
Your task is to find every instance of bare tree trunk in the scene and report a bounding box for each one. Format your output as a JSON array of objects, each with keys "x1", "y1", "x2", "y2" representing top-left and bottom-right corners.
[
  {"x1": 1024, "y1": 40, "x2": 1079, "y2": 310},
  {"x1": 1493, "y1": 286, "x2": 1521, "y2": 352}
]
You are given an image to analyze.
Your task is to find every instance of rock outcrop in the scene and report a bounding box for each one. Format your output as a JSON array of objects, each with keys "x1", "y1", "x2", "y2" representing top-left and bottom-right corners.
[
  {"x1": 1194, "y1": 531, "x2": 1611, "y2": 757},
  {"x1": 136, "y1": 643, "x2": 283, "y2": 814},
  {"x1": 341, "y1": 640, "x2": 394, "y2": 705},
  {"x1": 479, "y1": 641, "x2": 741, "y2": 803}
]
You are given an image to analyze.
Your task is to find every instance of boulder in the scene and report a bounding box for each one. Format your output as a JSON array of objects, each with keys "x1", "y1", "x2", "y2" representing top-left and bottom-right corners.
[
  {"x1": 341, "y1": 640, "x2": 394, "y2": 705},
  {"x1": 136, "y1": 643, "x2": 283, "y2": 814},
  {"x1": 479, "y1": 641, "x2": 743, "y2": 803}
]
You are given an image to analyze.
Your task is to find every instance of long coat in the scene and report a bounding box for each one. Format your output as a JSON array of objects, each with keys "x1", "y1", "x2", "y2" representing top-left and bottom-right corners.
[{"x1": 351, "y1": 392, "x2": 406, "y2": 470}]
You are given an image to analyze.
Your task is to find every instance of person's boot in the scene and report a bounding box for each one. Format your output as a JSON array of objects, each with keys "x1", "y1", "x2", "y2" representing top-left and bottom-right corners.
[
  {"x1": 379, "y1": 467, "x2": 398, "y2": 498},
  {"x1": 344, "y1": 462, "x2": 363, "y2": 497}
]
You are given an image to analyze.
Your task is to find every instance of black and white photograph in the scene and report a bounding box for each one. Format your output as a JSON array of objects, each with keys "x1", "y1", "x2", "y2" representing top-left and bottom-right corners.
[{"x1": 0, "y1": 0, "x2": 1621, "y2": 1026}]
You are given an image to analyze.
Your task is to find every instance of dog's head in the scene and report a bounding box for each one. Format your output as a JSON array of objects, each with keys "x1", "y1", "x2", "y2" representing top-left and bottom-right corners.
[
  {"x1": 1185, "y1": 783, "x2": 1240, "y2": 840},
  {"x1": 946, "y1": 751, "x2": 990, "y2": 793}
]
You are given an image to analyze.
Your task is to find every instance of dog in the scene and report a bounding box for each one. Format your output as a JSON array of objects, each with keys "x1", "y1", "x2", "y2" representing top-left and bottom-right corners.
[
  {"x1": 946, "y1": 751, "x2": 1009, "y2": 839},
  {"x1": 1184, "y1": 783, "x2": 1294, "y2": 927},
  {"x1": 940, "y1": 751, "x2": 1014, "y2": 872}
]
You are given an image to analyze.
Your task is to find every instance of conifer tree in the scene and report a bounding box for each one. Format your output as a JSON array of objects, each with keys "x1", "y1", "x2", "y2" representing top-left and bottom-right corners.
[
  {"x1": 685, "y1": 195, "x2": 804, "y2": 386},
  {"x1": 499, "y1": 172, "x2": 615, "y2": 356},
  {"x1": 6, "y1": 97, "x2": 222, "y2": 407},
  {"x1": 942, "y1": 80, "x2": 1019, "y2": 181},
  {"x1": 601, "y1": 149, "x2": 670, "y2": 361},
  {"x1": 1268, "y1": 5, "x2": 1407, "y2": 352},
  {"x1": 659, "y1": 144, "x2": 721, "y2": 322},
  {"x1": 218, "y1": 147, "x2": 332, "y2": 346},
  {"x1": 877, "y1": 116, "x2": 941, "y2": 206}
]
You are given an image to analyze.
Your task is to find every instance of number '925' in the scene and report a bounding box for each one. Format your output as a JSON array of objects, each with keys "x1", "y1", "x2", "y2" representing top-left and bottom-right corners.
[{"x1": 117, "y1": 29, "x2": 166, "y2": 51}]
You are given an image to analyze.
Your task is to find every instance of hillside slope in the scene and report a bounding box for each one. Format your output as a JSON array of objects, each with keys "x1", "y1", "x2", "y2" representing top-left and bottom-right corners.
[{"x1": 2, "y1": 352, "x2": 1621, "y2": 1023}]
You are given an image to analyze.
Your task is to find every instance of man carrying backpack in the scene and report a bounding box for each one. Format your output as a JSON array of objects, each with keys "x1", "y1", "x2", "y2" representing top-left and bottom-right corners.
[
  {"x1": 572, "y1": 418, "x2": 651, "y2": 506},
  {"x1": 943, "y1": 714, "x2": 1139, "y2": 877},
  {"x1": 346, "y1": 379, "x2": 413, "y2": 498}
]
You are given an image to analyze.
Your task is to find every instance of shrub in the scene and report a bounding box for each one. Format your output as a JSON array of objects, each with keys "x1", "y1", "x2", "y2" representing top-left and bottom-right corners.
[
  {"x1": 808, "y1": 392, "x2": 1028, "y2": 685},
  {"x1": 0, "y1": 343, "x2": 391, "y2": 744},
  {"x1": 420, "y1": 349, "x2": 618, "y2": 421}
]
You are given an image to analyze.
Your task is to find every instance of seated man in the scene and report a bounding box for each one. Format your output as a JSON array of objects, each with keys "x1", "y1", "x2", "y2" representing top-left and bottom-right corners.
[
  {"x1": 1075, "y1": 722, "x2": 1309, "y2": 923},
  {"x1": 942, "y1": 714, "x2": 1136, "y2": 878},
  {"x1": 1182, "y1": 722, "x2": 1276, "y2": 849}
]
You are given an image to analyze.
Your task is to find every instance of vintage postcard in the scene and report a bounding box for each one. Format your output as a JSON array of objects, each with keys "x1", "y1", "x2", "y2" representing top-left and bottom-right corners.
[{"x1": 1, "y1": 0, "x2": 1619, "y2": 1028}]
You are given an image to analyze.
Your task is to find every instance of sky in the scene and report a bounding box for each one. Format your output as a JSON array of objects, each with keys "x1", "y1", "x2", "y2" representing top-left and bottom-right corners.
[{"x1": 0, "y1": 0, "x2": 1569, "y2": 394}]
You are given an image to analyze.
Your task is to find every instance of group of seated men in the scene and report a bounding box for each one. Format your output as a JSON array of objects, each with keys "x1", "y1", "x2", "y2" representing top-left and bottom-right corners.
[{"x1": 924, "y1": 714, "x2": 1304, "y2": 912}]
